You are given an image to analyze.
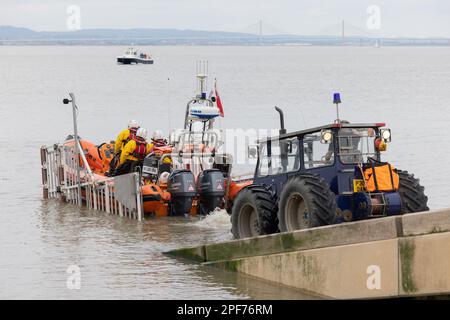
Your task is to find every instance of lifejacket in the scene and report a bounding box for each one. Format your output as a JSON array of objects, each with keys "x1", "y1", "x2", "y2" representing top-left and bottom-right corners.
[
  {"x1": 131, "y1": 137, "x2": 147, "y2": 160},
  {"x1": 125, "y1": 127, "x2": 138, "y2": 144},
  {"x1": 152, "y1": 139, "x2": 167, "y2": 148}
]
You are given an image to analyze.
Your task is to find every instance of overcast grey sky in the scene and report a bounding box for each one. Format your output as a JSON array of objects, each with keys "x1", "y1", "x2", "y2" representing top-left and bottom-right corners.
[{"x1": 1, "y1": 0, "x2": 449, "y2": 37}]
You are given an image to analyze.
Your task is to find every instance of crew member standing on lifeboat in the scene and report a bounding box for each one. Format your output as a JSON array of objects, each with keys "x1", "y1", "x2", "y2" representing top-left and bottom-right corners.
[
  {"x1": 150, "y1": 130, "x2": 172, "y2": 166},
  {"x1": 113, "y1": 128, "x2": 153, "y2": 176},
  {"x1": 114, "y1": 120, "x2": 140, "y2": 154},
  {"x1": 151, "y1": 130, "x2": 168, "y2": 147},
  {"x1": 108, "y1": 120, "x2": 140, "y2": 176}
]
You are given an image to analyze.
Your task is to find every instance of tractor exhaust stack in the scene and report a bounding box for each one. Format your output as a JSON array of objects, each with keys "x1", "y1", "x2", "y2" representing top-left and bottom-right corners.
[{"x1": 275, "y1": 106, "x2": 286, "y2": 135}]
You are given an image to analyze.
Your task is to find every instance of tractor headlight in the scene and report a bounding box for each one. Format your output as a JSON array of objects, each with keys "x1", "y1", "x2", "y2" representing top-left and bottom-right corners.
[
  {"x1": 380, "y1": 129, "x2": 391, "y2": 142},
  {"x1": 321, "y1": 130, "x2": 333, "y2": 144}
]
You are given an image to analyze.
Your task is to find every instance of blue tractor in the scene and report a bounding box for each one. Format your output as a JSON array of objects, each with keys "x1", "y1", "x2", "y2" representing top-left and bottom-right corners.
[{"x1": 230, "y1": 95, "x2": 429, "y2": 239}]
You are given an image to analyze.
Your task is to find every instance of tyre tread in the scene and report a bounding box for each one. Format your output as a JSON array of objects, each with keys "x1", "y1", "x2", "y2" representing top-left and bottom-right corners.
[
  {"x1": 278, "y1": 174, "x2": 336, "y2": 231},
  {"x1": 396, "y1": 170, "x2": 429, "y2": 214}
]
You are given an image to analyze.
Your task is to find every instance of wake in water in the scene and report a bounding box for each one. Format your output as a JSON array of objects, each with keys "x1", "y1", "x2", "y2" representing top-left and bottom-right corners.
[{"x1": 191, "y1": 208, "x2": 232, "y2": 229}]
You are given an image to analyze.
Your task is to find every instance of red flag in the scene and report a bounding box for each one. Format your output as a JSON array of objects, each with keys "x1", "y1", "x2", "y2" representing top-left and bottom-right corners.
[{"x1": 214, "y1": 81, "x2": 224, "y2": 117}]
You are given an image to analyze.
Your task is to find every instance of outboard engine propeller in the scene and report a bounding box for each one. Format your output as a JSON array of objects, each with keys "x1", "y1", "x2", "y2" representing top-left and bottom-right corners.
[
  {"x1": 167, "y1": 169, "x2": 196, "y2": 216},
  {"x1": 197, "y1": 169, "x2": 225, "y2": 215}
]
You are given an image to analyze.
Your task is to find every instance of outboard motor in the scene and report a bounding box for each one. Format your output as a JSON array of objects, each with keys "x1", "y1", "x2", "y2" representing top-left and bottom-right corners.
[
  {"x1": 197, "y1": 169, "x2": 225, "y2": 215},
  {"x1": 167, "y1": 169, "x2": 196, "y2": 216}
]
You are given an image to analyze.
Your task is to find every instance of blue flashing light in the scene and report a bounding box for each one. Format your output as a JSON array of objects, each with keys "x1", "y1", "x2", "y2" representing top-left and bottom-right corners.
[{"x1": 333, "y1": 93, "x2": 341, "y2": 104}]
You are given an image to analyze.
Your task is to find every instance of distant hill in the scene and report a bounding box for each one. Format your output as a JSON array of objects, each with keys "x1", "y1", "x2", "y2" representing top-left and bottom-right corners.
[
  {"x1": 0, "y1": 26, "x2": 448, "y2": 46},
  {"x1": 0, "y1": 26, "x2": 256, "y2": 41},
  {"x1": 0, "y1": 26, "x2": 41, "y2": 39}
]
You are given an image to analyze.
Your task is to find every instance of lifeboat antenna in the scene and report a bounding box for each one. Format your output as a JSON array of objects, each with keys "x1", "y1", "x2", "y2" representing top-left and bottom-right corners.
[
  {"x1": 184, "y1": 61, "x2": 212, "y2": 129},
  {"x1": 196, "y1": 60, "x2": 208, "y2": 100},
  {"x1": 167, "y1": 77, "x2": 172, "y2": 134}
]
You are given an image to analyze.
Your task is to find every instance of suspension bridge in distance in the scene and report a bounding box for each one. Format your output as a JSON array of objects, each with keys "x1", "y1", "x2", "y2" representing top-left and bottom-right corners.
[{"x1": 233, "y1": 19, "x2": 450, "y2": 46}]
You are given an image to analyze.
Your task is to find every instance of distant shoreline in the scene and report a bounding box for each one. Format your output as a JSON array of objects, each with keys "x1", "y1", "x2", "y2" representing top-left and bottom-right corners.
[
  {"x1": 1, "y1": 26, "x2": 448, "y2": 46},
  {"x1": 0, "y1": 39, "x2": 450, "y2": 47}
]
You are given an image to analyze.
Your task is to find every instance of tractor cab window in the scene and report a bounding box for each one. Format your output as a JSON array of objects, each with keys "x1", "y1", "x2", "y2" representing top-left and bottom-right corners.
[
  {"x1": 257, "y1": 143, "x2": 269, "y2": 176},
  {"x1": 303, "y1": 133, "x2": 334, "y2": 168},
  {"x1": 277, "y1": 138, "x2": 300, "y2": 173},
  {"x1": 338, "y1": 127, "x2": 377, "y2": 164},
  {"x1": 257, "y1": 138, "x2": 300, "y2": 177}
]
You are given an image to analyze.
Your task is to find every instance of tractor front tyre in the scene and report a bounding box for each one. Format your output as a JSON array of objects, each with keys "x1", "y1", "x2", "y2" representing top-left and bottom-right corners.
[
  {"x1": 230, "y1": 187, "x2": 278, "y2": 239},
  {"x1": 278, "y1": 174, "x2": 336, "y2": 232},
  {"x1": 397, "y1": 170, "x2": 429, "y2": 214}
]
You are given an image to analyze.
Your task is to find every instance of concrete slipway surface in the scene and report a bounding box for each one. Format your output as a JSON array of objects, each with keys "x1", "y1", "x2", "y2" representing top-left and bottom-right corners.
[{"x1": 167, "y1": 209, "x2": 450, "y2": 299}]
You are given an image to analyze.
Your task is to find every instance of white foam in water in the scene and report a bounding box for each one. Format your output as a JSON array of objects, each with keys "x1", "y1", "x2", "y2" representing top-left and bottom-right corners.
[{"x1": 193, "y1": 208, "x2": 232, "y2": 229}]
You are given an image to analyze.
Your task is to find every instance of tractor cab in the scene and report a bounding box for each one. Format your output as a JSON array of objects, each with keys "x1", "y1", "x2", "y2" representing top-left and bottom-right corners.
[
  {"x1": 255, "y1": 122, "x2": 390, "y2": 197},
  {"x1": 230, "y1": 94, "x2": 428, "y2": 239}
]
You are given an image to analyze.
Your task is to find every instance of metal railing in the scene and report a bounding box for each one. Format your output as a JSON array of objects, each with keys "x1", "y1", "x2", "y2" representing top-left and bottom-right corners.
[
  {"x1": 84, "y1": 174, "x2": 143, "y2": 220},
  {"x1": 40, "y1": 143, "x2": 143, "y2": 221}
]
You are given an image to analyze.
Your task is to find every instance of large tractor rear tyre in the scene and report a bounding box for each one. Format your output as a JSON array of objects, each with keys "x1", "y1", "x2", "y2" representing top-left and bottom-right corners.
[
  {"x1": 278, "y1": 173, "x2": 336, "y2": 232},
  {"x1": 231, "y1": 186, "x2": 278, "y2": 239},
  {"x1": 397, "y1": 170, "x2": 429, "y2": 214}
]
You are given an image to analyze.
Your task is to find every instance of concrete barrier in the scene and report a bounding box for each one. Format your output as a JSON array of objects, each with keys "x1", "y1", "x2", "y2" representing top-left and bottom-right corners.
[
  {"x1": 402, "y1": 209, "x2": 450, "y2": 236},
  {"x1": 166, "y1": 209, "x2": 450, "y2": 299},
  {"x1": 169, "y1": 245, "x2": 206, "y2": 262},
  {"x1": 167, "y1": 216, "x2": 402, "y2": 263},
  {"x1": 399, "y1": 232, "x2": 450, "y2": 296},
  {"x1": 208, "y1": 239, "x2": 399, "y2": 299}
]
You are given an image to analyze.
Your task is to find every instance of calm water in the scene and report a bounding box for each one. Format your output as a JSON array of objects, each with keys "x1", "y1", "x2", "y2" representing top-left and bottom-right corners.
[{"x1": 0, "y1": 46, "x2": 449, "y2": 299}]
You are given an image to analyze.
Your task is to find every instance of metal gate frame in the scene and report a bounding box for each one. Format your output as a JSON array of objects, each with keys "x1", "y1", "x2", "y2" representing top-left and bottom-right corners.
[{"x1": 40, "y1": 143, "x2": 143, "y2": 221}]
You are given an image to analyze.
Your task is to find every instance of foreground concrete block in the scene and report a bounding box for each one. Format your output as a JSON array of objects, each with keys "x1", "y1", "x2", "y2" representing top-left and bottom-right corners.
[
  {"x1": 209, "y1": 239, "x2": 399, "y2": 299},
  {"x1": 166, "y1": 245, "x2": 206, "y2": 262},
  {"x1": 399, "y1": 232, "x2": 450, "y2": 296},
  {"x1": 166, "y1": 209, "x2": 450, "y2": 298},
  {"x1": 402, "y1": 209, "x2": 450, "y2": 236},
  {"x1": 204, "y1": 217, "x2": 401, "y2": 263}
]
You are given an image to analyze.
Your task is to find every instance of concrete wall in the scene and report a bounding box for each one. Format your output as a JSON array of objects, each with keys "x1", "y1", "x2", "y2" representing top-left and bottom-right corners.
[
  {"x1": 399, "y1": 209, "x2": 450, "y2": 297},
  {"x1": 209, "y1": 239, "x2": 399, "y2": 299},
  {"x1": 166, "y1": 209, "x2": 450, "y2": 299},
  {"x1": 399, "y1": 232, "x2": 450, "y2": 296},
  {"x1": 402, "y1": 209, "x2": 450, "y2": 236},
  {"x1": 171, "y1": 216, "x2": 401, "y2": 263}
]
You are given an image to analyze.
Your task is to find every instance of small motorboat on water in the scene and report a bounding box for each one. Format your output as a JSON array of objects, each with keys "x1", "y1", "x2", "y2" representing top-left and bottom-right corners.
[{"x1": 117, "y1": 47, "x2": 154, "y2": 64}]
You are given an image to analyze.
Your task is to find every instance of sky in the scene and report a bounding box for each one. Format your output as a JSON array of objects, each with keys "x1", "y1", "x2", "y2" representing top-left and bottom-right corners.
[{"x1": 1, "y1": 0, "x2": 449, "y2": 37}]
